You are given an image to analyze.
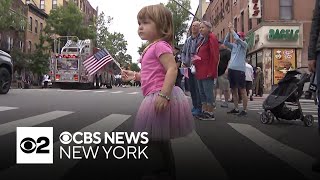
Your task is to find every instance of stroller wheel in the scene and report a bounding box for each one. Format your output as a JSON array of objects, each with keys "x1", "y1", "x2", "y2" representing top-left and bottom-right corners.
[
  {"x1": 266, "y1": 111, "x2": 274, "y2": 124},
  {"x1": 260, "y1": 111, "x2": 269, "y2": 124},
  {"x1": 303, "y1": 115, "x2": 314, "y2": 127}
]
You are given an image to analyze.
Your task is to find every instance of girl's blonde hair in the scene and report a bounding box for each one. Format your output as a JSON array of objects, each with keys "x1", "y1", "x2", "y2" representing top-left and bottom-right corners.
[{"x1": 137, "y1": 4, "x2": 174, "y2": 45}]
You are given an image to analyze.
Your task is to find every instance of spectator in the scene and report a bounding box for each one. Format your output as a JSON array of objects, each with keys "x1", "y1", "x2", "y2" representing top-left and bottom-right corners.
[
  {"x1": 254, "y1": 67, "x2": 264, "y2": 97},
  {"x1": 217, "y1": 41, "x2": 231, "y2": 108},
  {"x1": 181, "y1": 21, "x2": 203, "y2": 116},
  {"x1": 224, "y1": 22, "x2": 248, "y2": 117},
  {"x1": 192, "y1": 21, "x2": 219, "y2": 120},
  {"x1": 245, "y1": 61, "x2": 254, "y2": 101}
]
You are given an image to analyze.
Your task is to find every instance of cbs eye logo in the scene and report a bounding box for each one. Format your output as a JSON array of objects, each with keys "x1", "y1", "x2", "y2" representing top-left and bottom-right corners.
[
  {"x1": 20, "y1": 137, "x2": 50, "y2": 154},
  {"x1": 59, "y1": 131, "x2": 72, "y2": 144},
  {"x1": 16, "y1": 127, "x2": 53, "y2": 164}
]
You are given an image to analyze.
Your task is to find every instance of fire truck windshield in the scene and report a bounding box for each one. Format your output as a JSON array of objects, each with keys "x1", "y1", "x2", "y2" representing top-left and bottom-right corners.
[{"x1": 57, "y1": 58, "x2": 79, "y2": 71}]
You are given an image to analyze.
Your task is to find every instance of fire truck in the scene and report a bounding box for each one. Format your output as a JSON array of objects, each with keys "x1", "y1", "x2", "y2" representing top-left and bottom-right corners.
[{"x1": 50, "y1": 36, "x2": 121, "y2": 89}]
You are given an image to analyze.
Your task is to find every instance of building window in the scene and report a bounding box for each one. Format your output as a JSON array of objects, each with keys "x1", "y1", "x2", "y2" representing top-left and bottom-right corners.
[
  {"x1": 223, "y1": 28, "x2": 225, "y2": 38},
  {"x1": 40, "y1": 23, "x2": 43, "y2": 33},
  {"x1": 241, "y1": 11, "x2": 244, "y2": 32},
  {"x1": 40, "y1": 0, "x2": 45, "y2": 10},
  {"x1": 52, "y1": 0, "x2": 57, "y2": 9},
  {"x1": 35, "y1": 20, "x2": 38, "y2": 33},
  {"x1": 29, "y1": 17, "x2": 32, "y2": 31},
  {"x1": 280, "y1": 0, "x2": 293, "y2": 20},
  {"x1": 28, "y1": 41, "x2": 32, "y2": 53}
]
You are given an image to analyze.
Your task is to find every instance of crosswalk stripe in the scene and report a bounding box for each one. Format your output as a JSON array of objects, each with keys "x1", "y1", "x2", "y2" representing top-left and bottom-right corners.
[
  {"x1": 127, "y1": 92, "x2": 139, "y2": 95},
  {"x1": 171, "y1": 131, "x2": 228, "y2": 180},
  {"x1": 228, "y1": 123, "x2": 320, "y2": 180},
  {"x1": 110, "y1": 91, "x2": 123, "y2": 94},
  {"x1": 57, "y1": 90, "x2": 76, "y2": 92},
  {"x1": 0, "y1": 114, "x2": 131, "y2": 179},
  {"x1": 0, "y1": 111, "x2": 74, "y2": 136},
  {"x1": 0, "y1": 106, "x2": 18, "y2": 112},
  {"x1": 94, "y1": 90, "x2": 108, "y2": 93}
]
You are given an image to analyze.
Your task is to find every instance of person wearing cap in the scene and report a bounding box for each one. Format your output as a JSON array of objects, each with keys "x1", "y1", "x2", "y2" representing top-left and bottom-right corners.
[
  {"x1": 223, "y1": 22, "x2": 248, "y2": 117},
  {"x1": 181, "y1": 21, "x2": 203, "y2": 116},
  {"x1": 308, "y1": 0, "x2": 320, "y2": 172}
]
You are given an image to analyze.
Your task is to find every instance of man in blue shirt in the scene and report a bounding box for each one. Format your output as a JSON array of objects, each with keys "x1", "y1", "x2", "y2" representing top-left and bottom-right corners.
[
  {"x1": 224, "y1": 22, "x2": 248, "y2": 117},
  {"x1": 181, "y1": 21, "x2": 203, "y2": 116}
]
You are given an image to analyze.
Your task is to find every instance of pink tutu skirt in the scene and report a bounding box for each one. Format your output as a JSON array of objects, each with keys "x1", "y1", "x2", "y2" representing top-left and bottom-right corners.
[{"x1": 134, "y1": 86, "x2": 194, "y2": 141}]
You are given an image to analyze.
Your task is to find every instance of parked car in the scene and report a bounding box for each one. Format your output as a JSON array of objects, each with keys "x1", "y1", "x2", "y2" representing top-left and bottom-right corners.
[{"x1": 0, "y1": 50, "x2": 13, "y2": 94}]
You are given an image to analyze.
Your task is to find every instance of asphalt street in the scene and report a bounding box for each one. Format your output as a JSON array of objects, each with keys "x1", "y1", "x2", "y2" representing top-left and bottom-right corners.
[{"x1": 0, "y1": 87, "x2": 319, "y2": 180}]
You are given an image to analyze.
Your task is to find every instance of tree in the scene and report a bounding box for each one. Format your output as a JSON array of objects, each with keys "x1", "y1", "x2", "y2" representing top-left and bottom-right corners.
[
  {"x1": 28, "y1": 36, "x2": 50, "y2": 81},
  {"x1": 137, "y1": 41, "x2": 148, "y2": 55},
  {"x1": 44, "y1": 2, "x2": 95, "y2": 40},
  {"x1": 11, "y1": 48, "x2": 28, "y2": 74},
  {"x1": 96, "y1": 12, "x2": 113, "y2": 48},
  {"x1": 165, "y1": 0, "x2": 191, "y2": 45},
  {"x1": 95, "y1": 12, "x2": 132, "y2": 66},
  {"x1": 0, "y1": 0, "x2": 25, "y2": 32},
  {"x1": 130, "y1": 63, "x2": 140, "y2": 72}
]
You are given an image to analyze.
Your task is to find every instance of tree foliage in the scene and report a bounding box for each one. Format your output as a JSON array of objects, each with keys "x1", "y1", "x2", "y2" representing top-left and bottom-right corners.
[
  {"x1": 28, "y1": 36, "x2": 50, "y2": 77},
  {"x1": 11, "y1": 48, "x2": 28, "y2": 73},
  {"x1": 95, "y1": 12, "x2": 132, "y2": 66},
  {"x1": 96, "y1": 12, "x2": 113, "y2": 48},
  {"x1": 165, "y1": 0, "x2": 191, "y2": 45},
  {"x1": 44, "y1": 2, "x2": 95, "y2": 40},
  {"x1": 137, "y1": 41, "x2": 148, "y2": 55},
  {"x1": 0, "y1": 0, "x2": 25, "y2": 32},
  {"x1": 130, "y1": 63, "x2": 140, "y2": 72}
]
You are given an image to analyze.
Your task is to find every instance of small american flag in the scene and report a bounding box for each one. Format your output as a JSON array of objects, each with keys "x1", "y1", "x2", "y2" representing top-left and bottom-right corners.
[{"x1": 83, "y1": 49, "x2": 113, "y2": 76}]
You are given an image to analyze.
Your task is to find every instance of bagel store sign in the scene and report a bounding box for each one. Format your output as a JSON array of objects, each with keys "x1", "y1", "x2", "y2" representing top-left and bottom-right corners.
[{"x1": 268, "y1": 28, "x2": 299, "y2": 41}]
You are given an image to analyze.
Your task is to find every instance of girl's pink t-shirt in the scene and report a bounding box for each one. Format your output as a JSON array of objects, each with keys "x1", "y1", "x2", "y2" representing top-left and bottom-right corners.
[{"x1": 140, "y1": 41, "x2": 173, "y2": 96}]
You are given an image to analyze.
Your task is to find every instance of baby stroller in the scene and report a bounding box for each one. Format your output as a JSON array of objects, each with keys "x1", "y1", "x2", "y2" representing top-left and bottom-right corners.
[{"x1": 260, "y1": 69, "x2": 314, "y2": 127}]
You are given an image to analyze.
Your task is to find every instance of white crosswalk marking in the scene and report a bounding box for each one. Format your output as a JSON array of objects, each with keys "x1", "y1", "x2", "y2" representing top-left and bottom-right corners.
[
  {"x1": 127, "y1": 92, "x2": 139, "y2": 95},
  {"x1": 228, "y1": 123, "x2": 320, "y2": 180},
  {"x1": 0, "y1": 106, "x2": 18, "y2": 112},
  {"x1": 94, "y1": 90, "x2": 108, "y2": 93},
  {"x1": 171, "y1": 131, "x2": 228, "y2": 180},
  {"x1": 0, "y1": 114, "x2": 131, "y2": 179},
  {"x1": 110, "y1": 91, "x2": 123, "y2": 94},
  {"x1": 0, "y1": 111, "x2": 74, "y2": 136},
  {"x1": 236, "y1": 99, "x2": 319, "y2": 120}
]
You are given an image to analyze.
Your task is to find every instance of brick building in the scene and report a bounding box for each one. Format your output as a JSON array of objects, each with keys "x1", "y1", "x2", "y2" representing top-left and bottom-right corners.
[
  {"x1": 203, "y1": 0, "x2": 315, "y2": 91},
  {"x1": 0, "y1": 0, "x2": 26, "y2": 54},
  {"x1": 25, "y1": 3, "x2": 48, "y2": 53},
  {"x1": 23, "y1": 0, "x2": 97, "y2": 26}
]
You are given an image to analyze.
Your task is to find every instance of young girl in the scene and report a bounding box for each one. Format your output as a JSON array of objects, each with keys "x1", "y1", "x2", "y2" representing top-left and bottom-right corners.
[{"x1": 121, "y1": 4, "x2": 194, "y2": 177}]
